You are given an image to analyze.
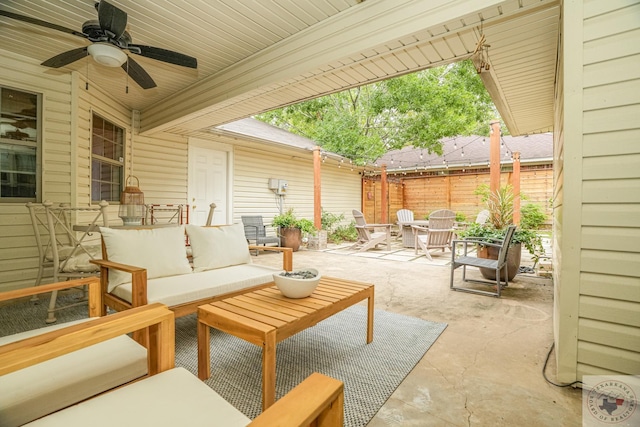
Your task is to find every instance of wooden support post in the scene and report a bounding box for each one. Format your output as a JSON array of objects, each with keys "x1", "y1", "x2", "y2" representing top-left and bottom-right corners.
[
  {"x1": 490, "y1": 120, "x2": 501, "y2": 195},
  {"x1": 381, "y1": 166, "x2": 388, "y2": 223},
  {"x1": 512, "y1": 151, "x2": 521, "y2": 225},
  {"x1": 313, "y1": 147, "x2": 322, "y2": 230}
]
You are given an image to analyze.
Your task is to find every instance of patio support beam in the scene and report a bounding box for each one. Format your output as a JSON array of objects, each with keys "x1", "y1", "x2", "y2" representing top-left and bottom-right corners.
[
  {"x1": 139, "y1": 0, "x2": 507, "y2": 135},
  {"x1": 313, "y1": 147, "x2": 322, "y2": 230},
  {"x1": 381, "y1": 166, "x2": 388, "y2": 223},
  {"x1": 490, "y1": 120, "x2": 501, "y2": 194},
  {"x1": 512, "y1": 152, "x2": 521, "y2": 225}
]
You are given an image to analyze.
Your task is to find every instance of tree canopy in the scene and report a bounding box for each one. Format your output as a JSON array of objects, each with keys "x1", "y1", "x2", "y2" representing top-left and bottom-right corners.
[{"x1": 256, "y1": 60, "x2": 496, "y2": 165}]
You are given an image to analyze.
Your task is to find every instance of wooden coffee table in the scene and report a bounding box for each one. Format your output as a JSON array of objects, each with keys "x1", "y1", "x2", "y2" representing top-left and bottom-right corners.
[{"x1": 197, "y1": 276, "x2": 374, "y2": 410}]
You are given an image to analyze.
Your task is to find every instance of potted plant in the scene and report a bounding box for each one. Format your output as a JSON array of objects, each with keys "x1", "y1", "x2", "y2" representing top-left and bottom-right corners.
[
  {"x1": 459, "y1": 185, "x2": 544, "y2": 280},
  {"x1": 272, "y1": 208, "x2": 316, "y2": 252}
]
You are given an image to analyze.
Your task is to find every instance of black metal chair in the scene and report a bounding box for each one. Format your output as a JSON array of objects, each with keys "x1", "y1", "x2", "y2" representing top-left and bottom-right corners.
[
  {"x1": 450, "y1": 225, "x2": 517, "y2": 297},
  {"x1": 241, "y1": 216, "x2": 281, "y2": 256}
]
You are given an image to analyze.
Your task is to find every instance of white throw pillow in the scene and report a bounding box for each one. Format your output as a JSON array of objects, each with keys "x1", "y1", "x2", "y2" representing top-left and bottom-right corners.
[
  {"x1": 185, "y1": 224, "x2": 252, "y2": 272},
  {"x1": 100, "y1": 226, "x2": 192, "y2": 292}
]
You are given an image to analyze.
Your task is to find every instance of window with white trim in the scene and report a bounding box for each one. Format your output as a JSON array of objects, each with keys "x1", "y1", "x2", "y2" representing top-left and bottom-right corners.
[
  {"x1": 0, "y1": 86, "x2": 41, "y2": 202},
  {"x1": 91, "y1": 113, "x2": 124, "y2": 202}
]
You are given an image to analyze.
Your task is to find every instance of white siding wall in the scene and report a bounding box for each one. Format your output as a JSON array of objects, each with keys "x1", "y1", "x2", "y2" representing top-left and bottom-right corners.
[
  {"x1": 555, "y1": 0, "x2": 640, "y2": 381},
  {"x1": 0, "y1": 51, "x2": 73, "y2": 291},
  {"x1": 320, "y1": 162, "x2": 363, "y2": 225},
  {"x1": 232, "y1": 145, "x2": 361, "y2": 235},
  {"x1": 133, "y1": 132, "x2": 189, "y2": 205},
  {"x1": 0, "y1": 51, "x2": 191, "y2": 292}
]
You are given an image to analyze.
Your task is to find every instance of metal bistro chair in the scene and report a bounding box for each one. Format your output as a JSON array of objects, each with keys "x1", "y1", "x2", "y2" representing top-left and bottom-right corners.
[
  {"x1": 450, "y1": 225, "x2": 517, "y2": 297},
  {"x1": 26, "y1": 200, "x2": 109, "y2": 323},
  {"x1": 146, "y1": 204, "x2": 186, "y2": 225},
  {"x1": 241, "y1": 216, "x2": 281, "y2": 256}
]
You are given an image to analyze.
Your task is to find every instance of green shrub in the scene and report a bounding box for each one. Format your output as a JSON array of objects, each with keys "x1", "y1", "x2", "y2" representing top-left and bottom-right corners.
[
  {"x1": 455, "y1": 212, "x2": 466, "y2": 222},
  {"x1": 321, "y1": 209, "x2": 344, "y2": 233},
  {"x1": 272, "y1": 208, "x2": 316, "y2": 235},
  {"x1": 329, "y1": 221, "x2": 358, "y2": 244},
  {"x1": 520, "y1": 204, "x2": 547, "y2": 230}
]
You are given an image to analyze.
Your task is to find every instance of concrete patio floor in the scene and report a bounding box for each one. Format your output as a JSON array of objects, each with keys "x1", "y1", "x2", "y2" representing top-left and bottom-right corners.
[{"x1": 250, "y1": 240, "x2": 583, "y2": 426}]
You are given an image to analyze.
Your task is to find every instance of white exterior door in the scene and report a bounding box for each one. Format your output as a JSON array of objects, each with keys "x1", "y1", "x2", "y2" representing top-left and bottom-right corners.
[{"x1": 188, "y1": 144, "x2": 228, "y2": 225}]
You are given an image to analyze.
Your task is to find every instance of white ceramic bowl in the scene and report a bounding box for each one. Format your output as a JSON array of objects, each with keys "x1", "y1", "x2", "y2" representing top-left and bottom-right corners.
[{"x1": 273, "y1": 268, "x2": 321, "y2": 298}]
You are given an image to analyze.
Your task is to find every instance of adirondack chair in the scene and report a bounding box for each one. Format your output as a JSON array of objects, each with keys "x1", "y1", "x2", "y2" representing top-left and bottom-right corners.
[
  {"x1": 450, "y1": 225, "x2": 517, "y2": 297},
  {"x1": 412, "y1": 209, "x2": 456, "y2": 261},
  {"x1": 241, "y1": 215, "x2": 281, "y2": 255},
  {"x1": 350, "y1": 209, "x2": 392, "y2": 252},
  {"x1": 395, "y1": 209, "x2": 414, "y2": 241}
]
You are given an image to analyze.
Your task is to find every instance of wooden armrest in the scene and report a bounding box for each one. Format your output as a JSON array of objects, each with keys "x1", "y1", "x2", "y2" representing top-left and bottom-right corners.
[
  {"x1": 249, "y1": 372, "x2": 344, "y2": 427},
  {"x1": 0, "y1": 303, "x2": 175, "y2": 377},
  {"x1": 0, "y1": 277, "x2": 102, "y2": 318},
  {"x1": 248, "y1": 245, "x2": 293, "y2": 271},
  {"x1": 452, "y1": 239, "x2": 502, "y2": 249},
  {"x1": 411, "y1": 225, "x2": 429, "y2": 232},
  {"x1": 366, "y1": 223, "x2": 392, "y2": 228},
  {"x1": 91, "y1": 259, "x2": 148, "y2": 307}
]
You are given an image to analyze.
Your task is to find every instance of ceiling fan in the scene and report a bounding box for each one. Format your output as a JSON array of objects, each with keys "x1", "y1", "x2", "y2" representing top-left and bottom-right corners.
[{"x1": 0, "y1": 1, "x2": 197, "y2": 89}]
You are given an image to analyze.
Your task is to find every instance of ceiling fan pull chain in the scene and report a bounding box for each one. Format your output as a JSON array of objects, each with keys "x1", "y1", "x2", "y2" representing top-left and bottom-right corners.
[{"x1": 125, "y1": 57, "x2": 129, "y2": 94}]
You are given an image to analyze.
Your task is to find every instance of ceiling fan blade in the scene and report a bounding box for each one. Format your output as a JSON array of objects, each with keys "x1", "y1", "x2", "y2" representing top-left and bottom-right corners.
[
  {"x1": 97, "y1": 0, "x2": 127, "y2": 39},
  {"x1": 41, "y1": 47, "x2": 88, "y2": 68},
  {"x1": 129, "y1": 44, "x2": 197, "y2": 69},
  {"x1": 122, "y1": 56, "x2": 157, "y2": 89},
  {"x1": 0, "y1": 10, "x2": 87, "y2": 38}
]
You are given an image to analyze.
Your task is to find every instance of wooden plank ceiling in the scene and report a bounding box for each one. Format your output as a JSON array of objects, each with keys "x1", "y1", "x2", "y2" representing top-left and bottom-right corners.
[{"x1": 0, "y1": 0, "x2": 559, "y2": 137}]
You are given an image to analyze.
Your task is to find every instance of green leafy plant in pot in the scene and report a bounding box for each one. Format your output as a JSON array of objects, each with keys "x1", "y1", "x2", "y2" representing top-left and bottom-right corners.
[
  {"x1": 459, "y1": 185, "x2": 544, "y2": 280},
  {"x1": 272, "y1": 208, "x2": 316, "y2": 252}
]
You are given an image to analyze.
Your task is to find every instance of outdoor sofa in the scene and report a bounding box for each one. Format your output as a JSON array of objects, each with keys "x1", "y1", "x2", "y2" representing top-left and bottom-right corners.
[
  {"x1": 0, "y1": 302, "x2": 344, "y2": 426},
  {"x1": 0, "y1": 277, "x2": 148, "y2": 427},
  {"x1": 91, "y1": 223, "x2": 293, "y2": 318}
]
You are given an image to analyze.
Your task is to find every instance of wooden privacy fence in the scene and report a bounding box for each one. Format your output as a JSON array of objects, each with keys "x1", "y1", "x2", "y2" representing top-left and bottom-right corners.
[{"x1": 362, "y1": 166, "x2": 553, "y2": 225}]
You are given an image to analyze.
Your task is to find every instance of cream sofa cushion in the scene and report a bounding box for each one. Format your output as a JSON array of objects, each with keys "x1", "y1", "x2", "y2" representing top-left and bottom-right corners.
[
  {"x1": 24, "y1": 367, "x2": 251, "y2": 427},
  {"x1": 100, "y1": 225, "x2": 192, "y2": 292},
  {"x1": 111, "y1": 264, "x2": 277, "y2": 307},
  {"x1": 186, "y1": 223, "x2": 252, "y2": 272},
  {"x1": 0, "y1": 320, "x2": 147, "y2": 427}
]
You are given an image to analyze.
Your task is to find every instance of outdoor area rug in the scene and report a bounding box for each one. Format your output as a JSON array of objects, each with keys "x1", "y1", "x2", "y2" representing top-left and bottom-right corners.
[
  {"x1": 1, "y1": 294, "x2": 447, "y2": 427},
  {"x1": 175, "y1": 304, "x2": 447, "y2": 426}
]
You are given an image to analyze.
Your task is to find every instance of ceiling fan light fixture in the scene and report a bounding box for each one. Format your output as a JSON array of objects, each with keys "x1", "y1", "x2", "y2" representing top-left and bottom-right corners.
[{"x1": 87, "y1": 43, "x2": 127, "y2": 67}]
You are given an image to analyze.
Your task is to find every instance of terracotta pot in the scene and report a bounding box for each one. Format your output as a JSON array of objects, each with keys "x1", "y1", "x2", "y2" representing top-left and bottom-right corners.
[
  {"x1": 280, "y1": 227, "x2": 301, "y2": 252},
  {"x1": 477, "y1": 243, "x2": 522, "y2": 281}
]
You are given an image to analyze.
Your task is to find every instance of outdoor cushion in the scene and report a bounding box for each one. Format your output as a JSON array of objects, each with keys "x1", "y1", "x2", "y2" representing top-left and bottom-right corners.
[
  {"x1": 0, "y1": 320, "x2": 147, "y2": 427},
  {"x1": 110, "y1": 263, "x2": 277, "y2": 307},
  {"x1": 100, "y1": 225, "x2": 192, "y2": 292},
  {"x1": 44, "y1": 244, "x2": 102, "y2": 273},
  {"x1": 24, "y1": 367, "x2": 251, "y2": 427},
  {"x1": 185, "y1": 223, "x2": 252, "y2": 272}
]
